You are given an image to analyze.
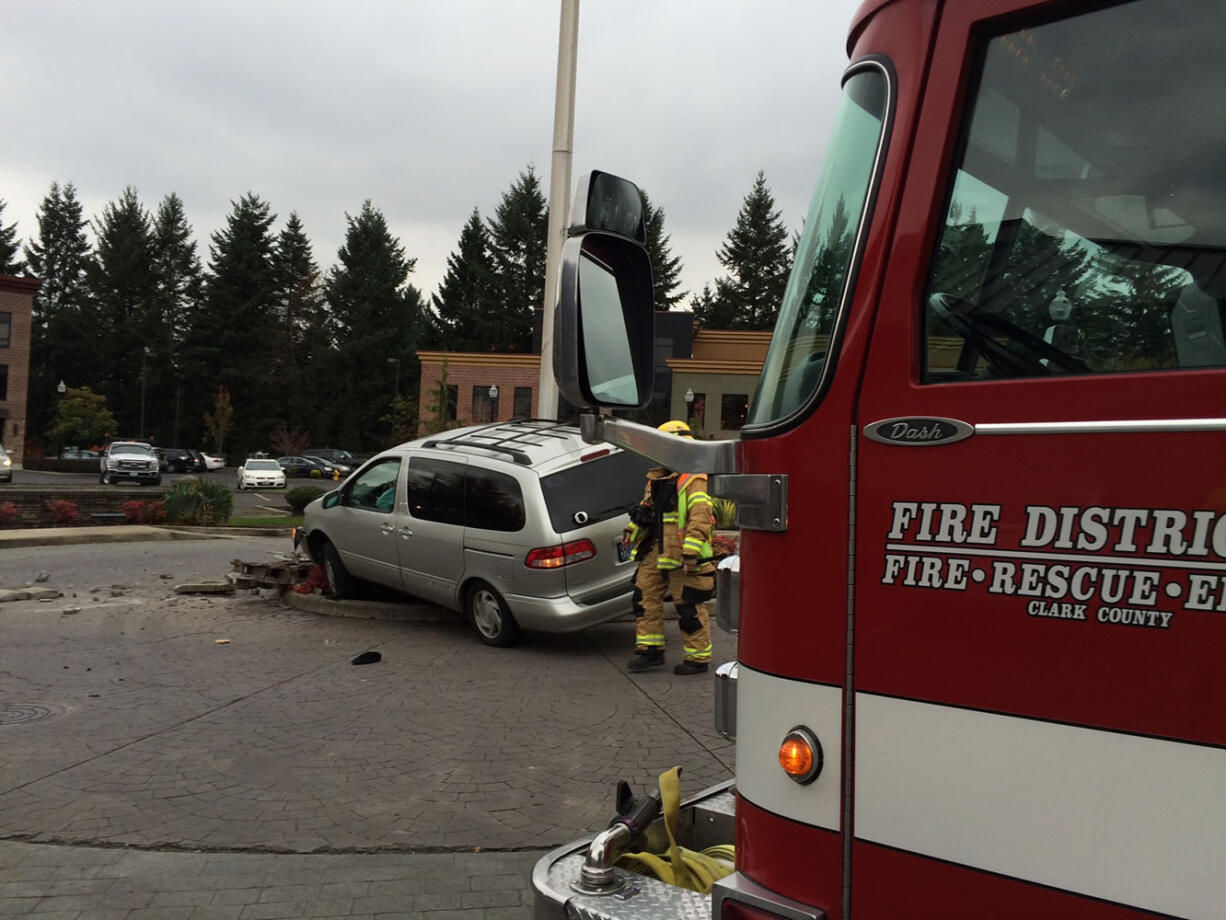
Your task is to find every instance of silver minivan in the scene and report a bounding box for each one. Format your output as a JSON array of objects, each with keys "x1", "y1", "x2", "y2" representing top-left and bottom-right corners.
[{"x1": 295, "y1": 420, "x2": 650, "y2": 646}]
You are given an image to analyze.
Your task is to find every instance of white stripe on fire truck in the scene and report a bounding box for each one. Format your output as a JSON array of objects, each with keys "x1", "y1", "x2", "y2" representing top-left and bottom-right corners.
[
  {"x1": 884, "y1": 541, "x2": 1226, "y2": 572},
  {"x1": 735, "y1": 665, "x2": 843, "y2": 833},
  {"x1": 854, "y1": 693, "x2": 1226, "y2": 918}
]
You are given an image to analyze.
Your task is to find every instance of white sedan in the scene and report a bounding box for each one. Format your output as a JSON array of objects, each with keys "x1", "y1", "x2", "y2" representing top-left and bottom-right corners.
[
  {"x1": 203, "y1": 453, "x2": 226, "y2": 471},
  {"x1": 236, "y1": 458, "x2": 287, "y2": 490}
]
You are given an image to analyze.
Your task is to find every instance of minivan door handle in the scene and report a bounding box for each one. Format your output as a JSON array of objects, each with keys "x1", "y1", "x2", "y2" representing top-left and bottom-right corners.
[
  {"x1": 380, "y1": 522, "x2": 396, "y2": 535},
  {"x1": 398, "y1": 526, "x2": 414, "y2": 539}
]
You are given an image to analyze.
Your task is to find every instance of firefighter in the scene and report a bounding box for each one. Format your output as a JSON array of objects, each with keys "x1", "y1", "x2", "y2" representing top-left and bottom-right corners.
[{"x1": 622, "y1": 419, "x2": 716, "y2": 675}]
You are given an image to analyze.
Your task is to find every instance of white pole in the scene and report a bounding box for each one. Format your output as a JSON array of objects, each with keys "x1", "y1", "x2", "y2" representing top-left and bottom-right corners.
[{"x1": 537, "y1": 0, "x2": 578, "y2": 420}]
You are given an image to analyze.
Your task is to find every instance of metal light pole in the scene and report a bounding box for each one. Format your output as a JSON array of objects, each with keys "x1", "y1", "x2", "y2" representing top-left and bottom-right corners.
[
  {"x1": 536, "y1": 0, "x2": 579, "y2": 420},
  {"x1": 488, "y1": 384, "x2": 500, "y2": 423}
]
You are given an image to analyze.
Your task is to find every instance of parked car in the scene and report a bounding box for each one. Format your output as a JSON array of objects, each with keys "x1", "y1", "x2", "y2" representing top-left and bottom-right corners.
[
  {"x1": 303, "y1": 448, "x2": 364, "y2": 474},
  {"x1": 0, "y1": 444, "x2": 11, "y2": 483},
  {"x1": 187, "y1": 449, "x2": 208, "y2": 473},
  {"x1": 100, "y1": 441, "x2": 161, "y2": 485},
  {"x1": 236, "y1": 457, "x2": 287, "y2": 490},
  {"x1": 155, "y1": 447, "x2": 196, "y2": 473},
  {"x1": 294, "y1": 420, "x2": 651, "y2": 647},
  {"x1": 59, "y1": 446, "x2": 99, "y2": 459},
  {"x1": 202, "y1": 453, "x2": 225, "y2": 471},
  {"x1": 277, "y1": 455, "x2": 337, "y2": 479}
]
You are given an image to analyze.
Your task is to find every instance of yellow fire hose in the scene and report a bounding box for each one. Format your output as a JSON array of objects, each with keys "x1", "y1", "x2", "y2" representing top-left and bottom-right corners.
[{"x1": 614, "y1": 766, "x2": 735, "y2": 894}]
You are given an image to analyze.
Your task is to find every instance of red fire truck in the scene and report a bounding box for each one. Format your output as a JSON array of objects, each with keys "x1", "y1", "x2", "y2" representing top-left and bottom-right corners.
[{"x1": 533, "y1": 0, "x2": 1226, "y2": 917}]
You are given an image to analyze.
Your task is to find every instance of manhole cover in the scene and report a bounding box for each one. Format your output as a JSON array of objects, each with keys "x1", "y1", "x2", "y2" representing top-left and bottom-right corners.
[{"x1": 0, "y1": 703, "x2": 64, "y2": 726}]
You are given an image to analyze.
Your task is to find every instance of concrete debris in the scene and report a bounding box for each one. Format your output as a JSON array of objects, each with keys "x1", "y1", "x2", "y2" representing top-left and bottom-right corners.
[
  {"x1": 174, "y1": 582, "x2": 236, "y2": 595},
  {"x1": 0, "y1": 587, "x2": 63, "y2": 603},
  {"x1": 35, "y1": 572, "x2": 50, "y2": 583}
]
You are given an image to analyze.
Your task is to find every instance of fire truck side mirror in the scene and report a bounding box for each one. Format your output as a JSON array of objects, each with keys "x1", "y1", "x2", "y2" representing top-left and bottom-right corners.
[{"x1": 555, "y1": 172, "x2": 655, "y2": 410}]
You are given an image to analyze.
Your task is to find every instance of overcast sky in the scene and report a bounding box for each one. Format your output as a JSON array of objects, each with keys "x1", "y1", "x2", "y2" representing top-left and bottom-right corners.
[{"x1": 2, "y1": 0, "x2": 863, "y2": 306}]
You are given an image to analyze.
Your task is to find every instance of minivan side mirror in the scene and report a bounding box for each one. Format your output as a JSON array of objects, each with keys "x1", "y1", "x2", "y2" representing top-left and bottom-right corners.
[
  {"x1": 554, "y1": 171, "x2": 655, "y2": 410},
  {"x1": 322, "y1": 491, "x2": 342, "y2": 509}
]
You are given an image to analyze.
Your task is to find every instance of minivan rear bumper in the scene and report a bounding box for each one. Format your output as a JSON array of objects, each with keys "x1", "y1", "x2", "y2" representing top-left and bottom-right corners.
[{"x1": 505, "y1": 587, "x2": 633, "y2": 633}]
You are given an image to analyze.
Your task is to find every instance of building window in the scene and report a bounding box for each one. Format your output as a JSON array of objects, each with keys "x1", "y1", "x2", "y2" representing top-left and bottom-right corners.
[
  {"x1": 446, "y1": 385, "x2": 458, "y2": 420},
  {"x1": 0, "y1": 313, "x2": 9, "y2": 348},
  {"x1": 472, "y1": 386, "x2": 498, "y2": 423},
  {"x1": 513, "y1": 386, "x2": 533, "y2": 418},
  {"x1": 687, "y1": 391, "x2": 706, "y2": 430},
  {"x1": 721, "y1": 393, "x2": 748, "y2": 431}
]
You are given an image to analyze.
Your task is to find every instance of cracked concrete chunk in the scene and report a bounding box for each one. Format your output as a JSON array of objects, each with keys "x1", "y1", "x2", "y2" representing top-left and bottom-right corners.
[
  {"x1": 174, "y1": 582, "x2": 236, "y2": 595},
  {"x1": 0, "y1": 587, "x2": 63, "y2": 602}
]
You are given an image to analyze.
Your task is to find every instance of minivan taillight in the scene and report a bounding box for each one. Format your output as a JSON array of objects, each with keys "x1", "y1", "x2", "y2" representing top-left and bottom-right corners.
[{"x1": 525, "y1": 539, "x2": 596, "y2": 569}]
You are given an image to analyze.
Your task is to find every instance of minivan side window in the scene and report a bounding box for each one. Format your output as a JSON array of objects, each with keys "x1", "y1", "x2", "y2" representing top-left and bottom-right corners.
[
  {"x1": 465, "y1": 466, "x2": 525, "y2": 532},
  {"x1": 346, "y1": 458, "x2": 400, "y2": 512},
  {"x1": 923, "y1": 0, "x2": 1226, "y2": 381},
  {"x1": 407, "y1": 457, "x2": 465, "y2": 525}
]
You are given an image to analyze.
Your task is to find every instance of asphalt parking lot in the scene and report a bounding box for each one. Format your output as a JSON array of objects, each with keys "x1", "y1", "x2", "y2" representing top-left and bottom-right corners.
[{"x1": 0, "y1": 533, "x2": 736, "y2": 918}]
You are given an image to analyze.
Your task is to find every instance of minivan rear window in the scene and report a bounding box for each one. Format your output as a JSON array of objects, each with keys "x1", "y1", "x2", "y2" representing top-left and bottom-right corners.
[{"x1": 540, "y1": 449, "x2": 652, "y2": 534}]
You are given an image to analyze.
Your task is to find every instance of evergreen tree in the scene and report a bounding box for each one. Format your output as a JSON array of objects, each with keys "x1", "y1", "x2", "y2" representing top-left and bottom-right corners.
[
  {"x1": 88, "y1": 187, "x2": 157, "y2": 438},
  {"x1": 689, "y1": 283, "x2": 736, "y2": 329},
  {"x1": 24, "y1": 182, "x2": 96, "y2": 444},
  {"x1": 0, "y1": 199, "x2": 23, "y2": 274},
  {"x1": 487, "y1": 166, "x2": 547, "y2": 351},
  {"x1": 431, "y1": 207, "x2": 498, "y2": 351},
  {"x1": 323, "y1": 200, "x2": 425, "y2": 449},
  {"x1": 181, "y1": 193, "x2": 279, "y2": 455},
  {"x1": 150, "y1": 193, "x2": 203, "y2": 444},
  {"x1": 695, "y1": 172, "x2": 791, "y2": 330},
  {"x1": 271, "y1": 212, "x2": 328, "y2": 430},
  {"x1": 641, "y1": 191, "x2": 686, "y2": 310}
]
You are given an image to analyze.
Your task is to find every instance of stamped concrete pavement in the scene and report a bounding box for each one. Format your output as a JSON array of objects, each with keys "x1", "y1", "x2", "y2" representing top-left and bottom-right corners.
[{"x1": 0, "y1": 533, "x2": 736, "y2": 918}]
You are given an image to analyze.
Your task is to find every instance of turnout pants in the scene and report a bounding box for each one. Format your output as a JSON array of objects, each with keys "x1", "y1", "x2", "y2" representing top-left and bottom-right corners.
[{"x1": 633, "y1": 551, "x2": 715, "y2": 663}]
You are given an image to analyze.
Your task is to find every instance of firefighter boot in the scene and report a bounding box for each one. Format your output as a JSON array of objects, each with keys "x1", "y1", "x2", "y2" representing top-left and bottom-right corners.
[
  {"x1": 673, "y1": 659, "x2": 709, "y2": 675},
  {"x1": 627, "y1": 649, "x2": 665, "y2": 671}
]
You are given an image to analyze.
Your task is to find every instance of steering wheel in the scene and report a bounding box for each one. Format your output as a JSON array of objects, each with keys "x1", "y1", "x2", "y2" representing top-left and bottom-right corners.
[{"x1": 928, "y1": 292, "x2": 1090, "y2": 377}]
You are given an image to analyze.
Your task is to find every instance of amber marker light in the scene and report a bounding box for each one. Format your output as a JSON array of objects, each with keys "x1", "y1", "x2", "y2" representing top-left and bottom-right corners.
[{"x1": 778, "y1": 726, "x2": 823, "y2": 785}]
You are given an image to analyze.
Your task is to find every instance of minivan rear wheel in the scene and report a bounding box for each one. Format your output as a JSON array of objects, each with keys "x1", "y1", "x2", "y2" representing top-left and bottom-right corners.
[
  {"x1": 465, "y1": 581, "x2": 520, "y2": 647},
  {"x1": 323, "y1": 541, "x2": 357, "y2": 599}
]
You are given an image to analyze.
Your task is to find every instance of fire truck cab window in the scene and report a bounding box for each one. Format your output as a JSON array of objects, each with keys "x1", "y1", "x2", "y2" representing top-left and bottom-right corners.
[{"x1": 924, "y1": 0, "x2": 1226, "y2": 382}]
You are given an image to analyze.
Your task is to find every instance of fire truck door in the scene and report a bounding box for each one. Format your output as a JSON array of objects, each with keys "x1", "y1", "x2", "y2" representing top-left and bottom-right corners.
[{"x1": 849, "y1": 0, "x2": 1226, "y2": 917}]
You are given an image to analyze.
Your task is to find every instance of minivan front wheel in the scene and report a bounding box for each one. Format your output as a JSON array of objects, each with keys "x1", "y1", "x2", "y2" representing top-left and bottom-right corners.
[
  {"x1": 323, "y1": 541, "x2": 357, "y2": 599},
  {"x1": 465, "y1": 581, "x2": 520, "y2": 647}
]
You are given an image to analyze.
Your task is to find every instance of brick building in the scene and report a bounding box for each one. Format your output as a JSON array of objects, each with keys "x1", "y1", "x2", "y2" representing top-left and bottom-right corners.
[
  {"x1": 415, "y1": 312, "x2": 775, "y2": 439},
  {"x1": 0, "y1": 274, "x2": 37, "y2": 467}
]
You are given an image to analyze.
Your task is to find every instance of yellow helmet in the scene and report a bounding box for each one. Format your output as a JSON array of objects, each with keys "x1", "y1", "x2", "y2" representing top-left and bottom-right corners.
[{"x1": 658, "y1": 419, "x2": 693, "y2": 438}]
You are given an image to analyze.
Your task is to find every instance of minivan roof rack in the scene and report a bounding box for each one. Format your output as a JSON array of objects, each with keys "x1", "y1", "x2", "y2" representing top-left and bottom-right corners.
[{"x1": 422, "y1": 419, "x2": 580, "y2": 465}]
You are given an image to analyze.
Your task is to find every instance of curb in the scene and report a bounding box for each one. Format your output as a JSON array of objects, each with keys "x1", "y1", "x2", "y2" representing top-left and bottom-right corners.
[
  {"x1": 0, "y1": 525, "x2": 291, "y2": 549},
  {"x1": 285, "y1": 590, "x2": 464, "y2": 624}
]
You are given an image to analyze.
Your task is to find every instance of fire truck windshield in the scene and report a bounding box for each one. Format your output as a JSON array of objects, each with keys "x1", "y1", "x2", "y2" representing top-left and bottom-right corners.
[{"x1": 747, "y1": 63, "x2": 889, "y2": 428}]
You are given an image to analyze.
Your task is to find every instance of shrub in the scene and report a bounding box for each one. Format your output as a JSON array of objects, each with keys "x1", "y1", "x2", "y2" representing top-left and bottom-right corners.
[
  {"x1": 711, "y1": 498, "x2": 737, "y2": 529},
  {"x1": 0, "y1": 501, "x2": 18, "y2": 526},
  {"x1": 47, "y1": 499, "x2": 81, "y2": 525},
  {"x1": 144, "y1": 500, "x2": 168, "y2": 524},
  {"x1": 122, "y1": 500, "x2": 145, "y2": 523},
  {"x1": 163, "y1": 478, "x2": 235, "y2": 526},
  {"x1": 711, "y1": 532, "x2": 739, "y2": 557},
  {"x1": 286, "y1": 485, "x2": 327, "y2": 513}
]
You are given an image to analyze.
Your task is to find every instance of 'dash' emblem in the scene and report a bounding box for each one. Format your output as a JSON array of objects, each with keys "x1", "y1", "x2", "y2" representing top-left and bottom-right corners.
[{"x1": 864, "y1": 417, "x2": 973, "y2": 446}]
